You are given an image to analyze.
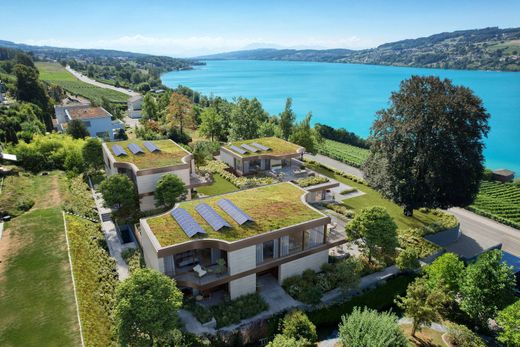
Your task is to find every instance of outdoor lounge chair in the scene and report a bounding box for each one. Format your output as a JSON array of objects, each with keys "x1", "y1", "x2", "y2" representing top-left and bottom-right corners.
[{"x1": 193, "y1": 264, "x2": 207, "y2": 278}]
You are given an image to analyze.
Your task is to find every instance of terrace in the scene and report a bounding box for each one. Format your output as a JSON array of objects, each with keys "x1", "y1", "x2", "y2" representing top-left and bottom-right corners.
[
  {"x1": 108, "y1": 139, "x2": 189, "y2": 170},
  {"x1": 144, "y1": 182, "x2": 324, "y2": 247}
]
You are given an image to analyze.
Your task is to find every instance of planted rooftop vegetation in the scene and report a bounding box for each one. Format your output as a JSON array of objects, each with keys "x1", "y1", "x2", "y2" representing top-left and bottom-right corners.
[
  {"x1": 470, "y1": 181, "x2": 520, "y2": 229},
  {"x1": 109, "y1": 139, "x2": 189, "y2": 169},
  {"x1": 146, "y1": 182, "x2": 323, "y2": 246},
  {"x1": 225, "y1": 136, "x2": 303, "y2": 157}
]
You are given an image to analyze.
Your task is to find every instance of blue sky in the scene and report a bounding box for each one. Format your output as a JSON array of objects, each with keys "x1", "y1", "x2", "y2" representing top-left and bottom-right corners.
[{"x1": 2, "y1": 0, "x2": 519, "y2": 57}]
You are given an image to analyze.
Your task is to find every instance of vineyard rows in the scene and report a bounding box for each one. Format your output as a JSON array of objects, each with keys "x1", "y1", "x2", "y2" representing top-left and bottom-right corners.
[
  {"x1": 316, "y1": 139, "x2": 370, "y2": 168},
  {"x1": 470, "y1": 181, "x2": 520, "y2": 228}
]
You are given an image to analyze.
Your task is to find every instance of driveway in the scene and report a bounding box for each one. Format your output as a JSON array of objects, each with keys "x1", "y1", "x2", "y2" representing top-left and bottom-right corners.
[
  {"x1": 304, "y1": 153, "x2": 364, "y2": 179},
  {"x1": 66, "y1": 66, "x2": 140, "y2": 97}
]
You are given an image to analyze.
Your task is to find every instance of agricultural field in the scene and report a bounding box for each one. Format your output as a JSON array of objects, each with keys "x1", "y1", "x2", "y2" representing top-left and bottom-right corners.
[
  {"x1": 469, "y1": 181, "x2": 520, "y2": 229},
  {"x1": 36, "y1": 62, "x2": 128, "y2": 104},
  {"x1": 316, "y1": 139, "x2": 370, "y2": 168}
]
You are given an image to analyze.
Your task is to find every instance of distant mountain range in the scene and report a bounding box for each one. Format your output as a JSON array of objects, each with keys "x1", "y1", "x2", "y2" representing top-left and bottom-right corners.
[{"x1": 199, "y1": 27, "x2": 520, "y2": 71}]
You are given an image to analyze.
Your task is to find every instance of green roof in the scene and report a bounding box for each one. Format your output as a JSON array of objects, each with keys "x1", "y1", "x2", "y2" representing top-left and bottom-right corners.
[
  {"x1": 109, "y1": 139, "x2": 188, "y2": 169},
  {"x1": 145, "y1": 182, "x2": 323, "y2": 247},
  {"x1": 225, "y1": 137, "x2": 304, "y2": 158}
]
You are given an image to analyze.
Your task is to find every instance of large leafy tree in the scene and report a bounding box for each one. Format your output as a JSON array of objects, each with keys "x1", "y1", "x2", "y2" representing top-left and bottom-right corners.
[
  {"x1": 346, "y1": 206, "x2": 398, "y2": 262},
  {"x1": 279, "y1": 97, "x2": 296, "y2": 140},
  {"x1": 364, "y1": 76, "x2": 490, "y2": 216},
  {"x1": 396, "y1": 277, "x2": 449, "y2": 337},
  {"x1": 229, "y1": 97, "x2": 268, "y2": 140},
  {"x1": 496, "y1": 300, "x2": 520, "y2": 346},
  {"x1": 99, "y1": 174, "x2": 138, "y2": 219},
  {"x1": 289, "y1": 112, "x2": 320, "y2": 154},
  {"x1": 459, "y1": 249, "x2": 516, "y2": 324},
  {"x1": 115, "y1": 268, "x2": 183, "y2": 346},
  {"x1": 82, "y1": 137, "x2": 104, "y2": 170},
  {"x1": 166, "y1": 92, "x2": 193, "y2": 134},
  {"x1": 267, "y1": 335, "x2": 309, "y2": 347},
  {"x1": 338, "y1": 307, "x2": 408, "y2": 347},
  {"x1": 67, "y1": 119, "x2": 89, "y2": 139},
  {"x1": 199, "y1": 106, "x2": 223, "y2": 141},
  {"x1": 280, "y1": 310, "x2": 317, "y2": 345},
  {"x1": 142, "y1": 93, "x2": 158, "y2": 120},
  {"x1": 424, "y1": 252, "x2": 465, "y2": 295},
  {"x1": 155, "y1": 173, "x2": 187, "y2": 207}
]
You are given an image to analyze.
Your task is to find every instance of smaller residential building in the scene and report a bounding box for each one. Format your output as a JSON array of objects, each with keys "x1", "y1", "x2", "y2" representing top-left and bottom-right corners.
[
  {"x1": 492, "y1": 169, "x2": 515, "y2": 182},
  {"x1": 138, "y1": 182, "x2": 345, "y2": 299},
  {"x1": 128, "y1": 95, "x2": 143, "y2": 111},
  {"x1": 102, "y1": 139, "x2": 197, "y2": 211},
  {"x1": 220, "y1": 137, "x2": 305, "y2": 176},
  {"x1": 55, "y1": 105, "x2": 124, "y2": 140}
]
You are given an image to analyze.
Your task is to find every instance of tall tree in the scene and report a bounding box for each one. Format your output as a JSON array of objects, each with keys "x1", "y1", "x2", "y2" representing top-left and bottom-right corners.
[
  {"x1": 115, "y1": 268, "x2": 183, "y2": 346},
  {"x1": 154, "y1": 174, "x2": 187, "y2": 207},
  {"x1": 99, "y1": 174, "x2": 138, "y2": 220},
  {"x1": 67, "y1": 119, "x2": 89, "y2": 139},
  {"x1": 424, "y1": 252, "x2": 465, "y2": 295},
  {"x1": 279, "y1": 97, "x2": 296, "y2": 140},
  {"x1": 166, "y1": 92, "x2": 193, "y2": 134},
  {"x1": 142, "y1": 93, "x2": 158, "y2": 120},
  {"x1": 199, "y1": 107, "x2": 223, "y2": 141},
  {"x1": 364, "y1": 76, "x2": 490, "y2": 216},
  {"x1": 459, "y1": 249, "x2": 516, "y2": 324},
  {"x1": 346, "y1": 206, "x2": 398, "y2": 262},
  {"x1": 338, "y1": 307, "x2": 408, "y2": 347},
  {"x1": 82, "y1": 137, "x2": 104, "y2": 170},
  {"x1": 229, "y1": 97, "x2": 268, "y2": 140},
  {"x1": 396, "y1": 277, "x2": 449, "y2": 337},
  {"x1": 289, "y1": 112, "x2": 319, "y2": 154}
]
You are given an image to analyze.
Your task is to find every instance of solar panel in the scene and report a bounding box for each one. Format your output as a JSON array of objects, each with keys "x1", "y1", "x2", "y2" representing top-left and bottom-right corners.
[
  {"x1": 127, "y1": 143, "x2": 144, "y2": 154},
  {"x1": 195, "y1": 203, "x2": 231, "y2": 231},
  {"x1": 112, "y1": 144, "x2": 128, "y2": 156},
  {"x1": 229, "y1": 145, "x2": 247, "y2": 154},
  {"x1": 143, "y1": 141, "x2": 160, "y2": 152},
  {"x1": 171, "y1": 208, "x2": 206, "y2": 238},
  {"x1": 241, "y1": 144, "x2": 258, "y2": 153},
  {"x1": 252, "y1": 142, "x2": 271, "y2": 151},
  {"x1": 217, "y1": 199, "x2": 253, "y2": 225}
]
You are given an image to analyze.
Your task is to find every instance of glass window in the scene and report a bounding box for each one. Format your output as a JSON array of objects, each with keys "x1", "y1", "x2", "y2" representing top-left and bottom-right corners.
[
  {"x1": 288, "y1": 231, "x2": 304, "y2": 255},
  {"x1": 304, "y1": 226, "x2": 325, "y2": 249},
  {"x1": 83, "y1": 120, "x2": 91, "y2": 127},
  {"x1": 256, "y1": 239, "x2": 278, "y2": 265}
]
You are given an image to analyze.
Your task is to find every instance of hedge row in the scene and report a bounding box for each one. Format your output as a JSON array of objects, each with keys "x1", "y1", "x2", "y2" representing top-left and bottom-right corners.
[
  {"x1": 295, "y1": 175, "x2": 329, "y2": 188},
  {"x1": 304, "y1": 159, "x2": 367, "y2": 185},
  {"x1": 199, "y1": 160, "x2": 276, "y2": 188},
  {"x1": 62, "y1": 174, "x2": 98, "y2": 220},
  {"x1": 65, "y1": 215, "x2": 118, "y2": 346}
]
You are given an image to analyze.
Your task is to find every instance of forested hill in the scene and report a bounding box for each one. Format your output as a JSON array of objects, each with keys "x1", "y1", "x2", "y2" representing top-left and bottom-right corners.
[{"x1": 199, "y1": 27, "x2": 520, "y2": 71}]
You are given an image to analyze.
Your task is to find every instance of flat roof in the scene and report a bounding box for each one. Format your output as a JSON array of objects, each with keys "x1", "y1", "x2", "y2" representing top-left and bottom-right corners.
[
  {"x1": 145, "y1": 182, "x2": 324, "y2": 247},
  {"x1": 67, "y1": 106, "x2": 111, "y2": 120},
  {"x1": 107, "y1": 139, "x2": 189, "y2": 170},
  {"x1": 223, "y1": 137, "x2": 304, "y2": 158}
]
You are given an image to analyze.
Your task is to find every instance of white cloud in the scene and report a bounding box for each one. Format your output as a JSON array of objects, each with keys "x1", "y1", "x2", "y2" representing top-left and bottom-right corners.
[{"x1": 23, "y1": 34, "x2": 374, "y2": 57}]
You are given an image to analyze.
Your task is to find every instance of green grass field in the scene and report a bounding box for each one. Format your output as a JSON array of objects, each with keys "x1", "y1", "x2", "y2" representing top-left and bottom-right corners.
[
  {"x1": 0, "y1": 172, "x2": 81, "y2": 346},
  {"x1": 470, "y1": 181, "x2": 520, "y2": 229},
  {"x1": 316, "y1": 139, "x2": 370, "y2": 168},
  {"x1": 196, "y1": 174, "x2": 239, "y2": 196},
  {"x1": 36, "y1": 62, "x2": 128, "y2": 104}
]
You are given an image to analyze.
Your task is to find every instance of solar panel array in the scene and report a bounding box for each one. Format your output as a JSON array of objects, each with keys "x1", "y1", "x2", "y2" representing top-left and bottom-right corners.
[
  {"x1": 217, "y1": 199, "x2": 253, "y2": 225},
  {"x1": 171, "y1": 208, "x2": 206, "y2": 238},
  {"x1": 230, "y1": 145, "x2": 247, "y2": 154},
  {"x1": 241, "y1": 143, "x2": 258, "y2": 153},
  {"x1": 127, "y1": 143, "x2": 144, "y2": 154},
  {"x1": 252, "y1": 142, "x2": 271, "y2": 151},
  {"x1": 143, "y1": 141, "x2": 160, "y2": 152},
  {"x1": 195, "y1": 203, "x2": 231, "y2": 231},
  {"x1": 112, "y1": 144, "x2": 128, "y2": 156}
]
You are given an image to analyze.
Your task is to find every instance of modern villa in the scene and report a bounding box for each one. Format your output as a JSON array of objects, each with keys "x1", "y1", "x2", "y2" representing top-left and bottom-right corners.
[
  {"x1": 55, "y1": 105, "x2": 124, "y2": 140},
  {"x1": 138, "y1": 182, "x2": 346, "y2": 299},
  {"x1": 102, "y1": 139, "x2": 202, "y2": 211},
  {"x1": 220, "y1": 137, "x2": 305, "y2": 176}
]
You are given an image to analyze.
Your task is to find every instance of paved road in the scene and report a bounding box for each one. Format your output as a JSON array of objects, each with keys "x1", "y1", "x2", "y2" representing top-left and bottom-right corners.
[
  {"x1": 66, "y1": 66, "x2": 140, "y2": 97},
  {"x1": 307, "y1": 153, "x2": 520, "y2": 257}
]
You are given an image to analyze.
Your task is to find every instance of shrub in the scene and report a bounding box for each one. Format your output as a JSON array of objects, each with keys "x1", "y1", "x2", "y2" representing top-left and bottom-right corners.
[
  {"x1": 304, "y1": 159, "x2": 368, "y2": 185},
  {"x1": 16, "y1": 198, "x2": 34, "y2": 212},
  {"x1": 62, "y1": 174, "x2": 98, "y2": 220},
  {"x1": 280, "y1": 310, "x2": 317, "y2": 344},
  {"x1": 445, "y1": 322, "x2": 486, "y2": 347},
  {"x1": 326, "y1": 203, "x2": 355, "y2": 218},
  {"x1": 340, "y1": 187, "x2": 357, "y2": 195},
  {"x1": 121, "y1": 248, "x2": 144, "y2": 273},
  {"x1": 267, "y1": 334, "x2": 309, "y2": 347},
  {"x1": 210, "y1": 293, "x2": 268, "y2": 328},
  {"x1": 183, "y1": 298, "x2": 213, "y2": 324},
  {"x1": 294, "y1": 175, "x2": 329, "y2": 187},
  {"x1": 396, "y1": 248, "x2": 420, "y2": 272},
  {"x1": 338, "y1": 307, "x2": 408, "y2": 347},
  {"x1": 199, "y1": 160, "x2": 276, "y2": 189}
]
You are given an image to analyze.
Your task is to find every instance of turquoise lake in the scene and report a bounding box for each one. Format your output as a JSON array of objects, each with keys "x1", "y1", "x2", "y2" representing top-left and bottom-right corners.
[{"x1": 162, "y1": 60, "x2": 520, "y2": 173}]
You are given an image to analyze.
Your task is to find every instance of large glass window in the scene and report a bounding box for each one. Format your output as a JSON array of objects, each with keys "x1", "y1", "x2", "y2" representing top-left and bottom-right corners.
[
  {"x1": 256, "y1": 239, "x2": 278, "y2": 265},
  {"x1": 304, "y1": 226, "x2": 325, "y2": 249},
  {"x1": 288, "y1": 231, "x2": 304, "y2": 255}
]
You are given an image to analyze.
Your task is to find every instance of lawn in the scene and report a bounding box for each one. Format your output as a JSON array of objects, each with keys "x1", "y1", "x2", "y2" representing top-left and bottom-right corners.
[
  {"x1": 146, "y1": 182, "x2": 324, "y2": 246},
  {"x1": 0, "y1": 172, "x2": 81, "y2": 346},
  {"x1": 469, "y1": 181, "x2": 520, "y2": 229},
  {"x1": 108, "y1": 139, "x2": 189, "y2": 169},
  {"x1": 400, "y1": 324, "x2": 447, "y2": 346},
  {"x1": 306, "y1": 163, "x2": 440, "y2": 231},
  {"x1": 36, "y1": 62, "x2": 128, "y2": 104},
  {"x1": 316, "y1": 139, "x2": 370, "y2": 168},
  {"x1": 196, "y1": 174, "x2": 239, "y2": 196}
]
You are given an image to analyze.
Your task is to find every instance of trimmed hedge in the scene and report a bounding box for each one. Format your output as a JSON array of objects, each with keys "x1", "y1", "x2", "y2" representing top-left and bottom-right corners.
[
  {"x1": 210, "y1": 293, "x2": 268, "y2": 328},
  {"x1": 63, "y1": 174, "x2": 98, "y2": 220},
  {"x1": 304, "y1": 159, "x2": 367, "y2": 185},
  {"x1": 121, "y1": 248, "x2": 144, "y2": 274},
  {"x1": 295, "y1": 175, "x2": 329, "y2": 188}
]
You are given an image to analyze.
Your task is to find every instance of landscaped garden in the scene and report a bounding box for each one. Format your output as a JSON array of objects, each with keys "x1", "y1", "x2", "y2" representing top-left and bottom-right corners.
[
  {"x1": 469, "y1": 180, "x2": 520, "y2": 229},
  {"x1": 196, "y1": 173, "x2": 239, "y2": 196},
  {"x1": 36, "y1": 62, "x2": 128, "y2": 104},
  {"x1": 316, "y1": 139, "x2": 370, "y2": 168},
  {"x1": 0, "y1": 172, "x2": 81, "y2": 346}
]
